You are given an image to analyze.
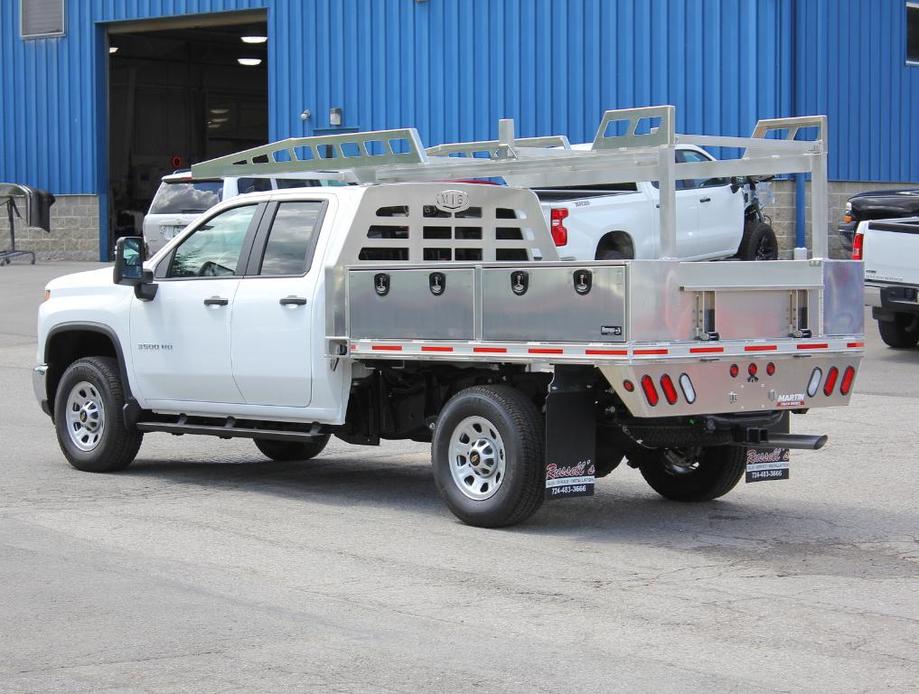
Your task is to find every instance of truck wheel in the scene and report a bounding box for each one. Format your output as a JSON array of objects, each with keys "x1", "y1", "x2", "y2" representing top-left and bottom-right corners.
[
  {"x1": 432, "y1": 385, "x2": 544, "y2": 528},
  {"x1": 739, "y1": 222, "x2": 778, "y2": 260},
  {"x1": 633, "y1": 445, "x2": 746, "y2": 501},
  {"x1": 877, "y1": 313, "x2": 919, "y2": 348},
  {"x1": 254, "y1": 435, "x2": 330, "y2": 461},
  {"x1": 54, "y1": 356, "x2": 143, "y2": 472},
  {"x1": 597, "y1": 249, "x2": 627, "y2": 260}
]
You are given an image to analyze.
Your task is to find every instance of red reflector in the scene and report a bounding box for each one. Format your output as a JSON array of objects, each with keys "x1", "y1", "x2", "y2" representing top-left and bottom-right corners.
[
  {"x1": 623, "y1": 379, "x2": 635, "y2": 392},
  {"x1": 748, "y1": 363, "x2": 758, "y2": 377},
  {"x1": 640, "y1": 375, "x2": 659, "y2": 407},
  {"x1": 847, "y1": 341, "x2": 864, "y2": 349},
  {"x1": 745, "y1": 344, "x2": 778, "y2": 352},
  {"x1": 473, "y1": 346, "x2": 507, "y2": 354},
  {"x1": 528, "y1": 347, "x2": 564, "y2": 354},
  {"x1": 840, "y1": 366, "x2": 856, "y2": 395},
  {"x1": 421, "y1": 345, "x2": 454, "y2": 352},
  {"x1": 852, "y1": 230, "x2": 864, "y2": 260},
  {"x1": 823, "y1": 366, "x2": 839, "y2": 396},
  {"x1": 371, "y1": 344, "x2": 402, "y2": 351},
  {"x1": 766, "y1": 362, "x2": 776, "y2": 376},
  {"x1": 690, "y1": 346, "x2": 724, "y2": 354},
  {"x1": 729, "y1": 364, "x2": 739, "y2": 378},
  {"x1": 660, "y1": 374, "x2": 678, "y2": 405},
  {"x1": 550, "y1": 207, "x2": 568, "y2": 246}
]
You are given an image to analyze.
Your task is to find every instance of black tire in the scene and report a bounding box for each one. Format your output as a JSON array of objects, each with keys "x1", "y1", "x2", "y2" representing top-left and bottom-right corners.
[
  {"x1": 254, "y1": 435, "x2": 330, "y2": 461},
  {"x1": 54, "y1": 356, "x2": 142, "y2": 472},
  {"x1": 739, "y1": 221, "x2": 779, "y2": 260},
  {"x1": 633, "y1": 445, "x2": 746, "y2": 502},
  {"x1": 432, "y1": 385, "x2": 544, "y2": 528},
  {"x1": 877, "y1": 314, "x2": 919, "y2": 348},
  {"x1": 597, "y1": 248, "x2": 627, "y2": 260}
]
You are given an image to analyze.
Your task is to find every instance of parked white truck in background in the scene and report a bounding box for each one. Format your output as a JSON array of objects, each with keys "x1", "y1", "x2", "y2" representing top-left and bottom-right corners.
[
  {"x1": 521, "y1": 145, "x2": 778, "y2": 262},
  {"x1": 33, "y1": 107, "x2": 863, "y2": 528},
  {"x1": 856, "y1": 217, "x2": 919, "y2": 347}
]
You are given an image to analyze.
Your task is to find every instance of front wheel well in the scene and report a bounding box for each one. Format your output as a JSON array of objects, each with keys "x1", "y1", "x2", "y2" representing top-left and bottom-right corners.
[
  {"x1": 595, "y1": 231, "x2": 635, "y2": 259},
  {"x1": 45, "y1": 329, "x2": 121, "y2": 408}
]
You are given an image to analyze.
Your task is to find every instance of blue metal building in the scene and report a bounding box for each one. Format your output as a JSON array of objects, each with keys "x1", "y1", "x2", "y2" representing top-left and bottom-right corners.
[{"x1": 0, "y1": 0, "x2": 917, "y2": 259}]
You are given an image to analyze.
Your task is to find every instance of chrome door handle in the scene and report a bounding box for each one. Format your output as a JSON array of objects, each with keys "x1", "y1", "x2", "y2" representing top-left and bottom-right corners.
[
  {"x1": 203, "y1": 296, "x2": 229, "y2": 306},
  {"x1": 699, "y1": 196, "x2": 712, "y2": 203},
  {"x1": 279, "y1": 296, "x2": 307, "y2": 306}
]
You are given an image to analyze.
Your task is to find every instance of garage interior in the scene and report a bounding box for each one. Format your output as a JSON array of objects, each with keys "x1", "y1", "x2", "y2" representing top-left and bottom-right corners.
[{"x1": 107, "y1": 11, "x2": 268, "y2": 250}]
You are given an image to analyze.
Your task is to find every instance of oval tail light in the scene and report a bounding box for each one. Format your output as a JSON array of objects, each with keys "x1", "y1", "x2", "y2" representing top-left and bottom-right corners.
[
  {"x1": 840, "y1": 366, "x2": 856, "y2": 396},
  {"x1": 807, "y1": 367, "x2": 823, "y2": 397},
  {"x1": 679, "y1": 373, "x2": 696, "y2": 404},
  {"x1": 660, "y1": 374, "x2": 678, "y2": 405},
  {"x1": 823, "y1": 366, "x2": 840, "y2": 396},
  {"x1": 640, "y1": 375, "x2": 659, "y2": 407}
]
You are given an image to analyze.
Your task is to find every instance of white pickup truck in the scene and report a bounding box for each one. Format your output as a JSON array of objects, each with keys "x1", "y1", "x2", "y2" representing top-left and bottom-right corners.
[
  {"x1": 501, "y1": 145, "x2": 779, "y2": 262},
  {"x1": 33, "y1": 109, "x2": 864, "y2": 528},
  {"x1": 856, "y1": 217, "x2": 919, "y2": 347}
]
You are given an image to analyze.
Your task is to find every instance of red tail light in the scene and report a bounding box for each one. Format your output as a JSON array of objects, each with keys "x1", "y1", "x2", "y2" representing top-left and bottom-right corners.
[
  {"x1": 852, "y1": 229, "x2": 864, "y2": 260},
  {"x1": 659, "y1": 374, "x2": 678, "y2": 405},
  {"x1": 550, "y1": 207, "x2": 568, "y2": 246},
  {"x1": 840, "y1": 366, "x2": 856, "y2": 395},
  {"x1": 823, "y1": 366, "x2": 839, "y2": 396},
  {"x1": 640, "y1": 375, "x2": 659, "y2": 407}
]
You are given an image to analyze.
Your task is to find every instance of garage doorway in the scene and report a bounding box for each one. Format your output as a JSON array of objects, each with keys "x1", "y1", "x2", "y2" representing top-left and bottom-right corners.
[{"x1": 106, "y1": 10, "x2": 268, "y2": 256}]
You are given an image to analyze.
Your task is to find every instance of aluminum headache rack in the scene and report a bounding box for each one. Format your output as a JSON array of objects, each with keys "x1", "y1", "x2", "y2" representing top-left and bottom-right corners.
[{"x1": 191, "y1": 105, "x2": 830, "y2": 258}]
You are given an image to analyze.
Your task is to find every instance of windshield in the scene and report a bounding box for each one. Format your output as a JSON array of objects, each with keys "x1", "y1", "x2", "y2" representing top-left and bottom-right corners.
[{"x1": 149, "y1": 180, "x2": 222, "y2": 215}]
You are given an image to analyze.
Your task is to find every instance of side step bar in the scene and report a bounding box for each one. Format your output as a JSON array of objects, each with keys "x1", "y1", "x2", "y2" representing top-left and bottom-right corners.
[{"x1": 136, "y1": 415, "x2": 324, "y2": 443}]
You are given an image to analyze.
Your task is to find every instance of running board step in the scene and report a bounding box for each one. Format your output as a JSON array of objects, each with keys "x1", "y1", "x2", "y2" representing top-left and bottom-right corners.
[{"x1": 136, "y1": 417, "x2": 323, "y2": 443}]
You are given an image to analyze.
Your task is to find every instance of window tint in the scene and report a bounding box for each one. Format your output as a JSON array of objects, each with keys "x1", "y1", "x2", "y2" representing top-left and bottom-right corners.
[
  {"x1": 168, "y1": 205, "x2": 257, "y2": 278},
  {"x1": 259, "y1": 201, "x2": 325, "y2": 275},
  {"x1": 149, "y1": 180, "x2": 222, "y2": 214},
  {"x1": 676, "y1": 149, "x2": 728, "y2": 189},
  {"x1": 237, "y1": 177, "x2": 273, "y2": 194}
]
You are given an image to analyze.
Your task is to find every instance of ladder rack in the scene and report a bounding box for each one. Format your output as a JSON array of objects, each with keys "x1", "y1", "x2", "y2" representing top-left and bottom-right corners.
[{"x1": 190, "y1": 105, "x2": 829, "y2": 258}]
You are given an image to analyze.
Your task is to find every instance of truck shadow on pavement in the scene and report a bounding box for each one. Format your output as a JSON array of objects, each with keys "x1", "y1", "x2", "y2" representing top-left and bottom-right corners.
[{"x1": 122, "y1": 451, "x2": 919, "y2": 580}]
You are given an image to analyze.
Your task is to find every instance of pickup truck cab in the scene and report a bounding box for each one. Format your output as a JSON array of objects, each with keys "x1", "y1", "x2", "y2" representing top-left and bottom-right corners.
[
  {"x1": 525, "y1": 145, "x2": 760, "y2": 261},
  {"x1": 856, "y1": 217, "x2": 919, "y2": 347}
]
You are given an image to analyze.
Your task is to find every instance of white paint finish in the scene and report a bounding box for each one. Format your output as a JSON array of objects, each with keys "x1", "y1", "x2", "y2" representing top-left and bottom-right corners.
[
  {"x1": 230, "y1": 276, "x2": 314, "y2": 407},
  {"x1": 129, "y1": 278, "x2": 242, "y2": 404}
]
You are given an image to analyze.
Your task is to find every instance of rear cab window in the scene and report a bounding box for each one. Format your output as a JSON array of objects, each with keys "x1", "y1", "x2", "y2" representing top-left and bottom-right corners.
[
  {"x1": 255, "y1": 201, "x2": 327, "y2": 276},
  {"x1": 149, "y1": 179, "x2": 222, "y2": 215}
]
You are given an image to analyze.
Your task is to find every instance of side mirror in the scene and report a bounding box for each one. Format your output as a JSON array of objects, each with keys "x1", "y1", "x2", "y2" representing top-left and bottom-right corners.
[{"x1": 113, "y1": 237, "x2": 157, "y2": 300}]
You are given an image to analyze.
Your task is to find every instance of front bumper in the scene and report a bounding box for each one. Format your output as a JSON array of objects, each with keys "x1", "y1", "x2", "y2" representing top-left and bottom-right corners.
[{"x1": 33, "y1": 364, "x2": 51, "y2": 417}]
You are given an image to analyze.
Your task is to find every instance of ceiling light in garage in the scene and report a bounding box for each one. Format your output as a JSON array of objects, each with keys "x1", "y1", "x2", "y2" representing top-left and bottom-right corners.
[
  {"x1": 109, "y1": 46, "x2": 118, "y2": 54},
  {"x1": 211, "y1": 117, "x2": 229, "y2": 124},
  {"x1": 241, "y1": 35, "x2": 267, "y2": 44},
  {"x1": 238, "y1": 58, "x2": 262, "y2": 67},
  {"x1": 210, "y1": 108, "x2": 230, "y2": 115},
  {"x1": 208, "y1": 123, "x2": 221, "y2": 129}
]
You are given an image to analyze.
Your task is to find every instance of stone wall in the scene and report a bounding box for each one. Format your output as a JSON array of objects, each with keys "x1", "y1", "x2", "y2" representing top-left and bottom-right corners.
[
  {"x1": 764, "y1": 180, "x2": 919, "y2": 260},
  {"x1": 5, "y1": 194, "x2": 100, "y2": 261}
]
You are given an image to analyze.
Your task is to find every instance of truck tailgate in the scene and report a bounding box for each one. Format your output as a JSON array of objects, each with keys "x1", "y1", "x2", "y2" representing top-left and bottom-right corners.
[{"x1": 864, "y1": 220, "x2": 919, "y2": 285}]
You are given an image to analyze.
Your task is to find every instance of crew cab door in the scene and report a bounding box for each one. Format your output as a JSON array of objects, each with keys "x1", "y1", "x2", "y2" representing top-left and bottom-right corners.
[
  {"x1": 678, "y1": 149, "x2": 744, "y2": 258},
  {"x1": 229, "y1": 200, "x2": 327, "y2": 407},
  {"x1": 130, "y1": 203, "x2": 264, "y2": 404}
]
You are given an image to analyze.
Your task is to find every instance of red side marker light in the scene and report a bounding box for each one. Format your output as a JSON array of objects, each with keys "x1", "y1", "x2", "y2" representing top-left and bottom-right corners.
[
  {"x1": 622, "y1": 379, "x2": 635, "y2": 392},
  {"x1": 766, "y1": 362, "x2": 776, "y2": 376},
  {"x1": 729, "y1": 364, "x2": 739, "y2": 378},
  {"x1": 748, "y1": 363, "x2": 758, "y2": 377}
]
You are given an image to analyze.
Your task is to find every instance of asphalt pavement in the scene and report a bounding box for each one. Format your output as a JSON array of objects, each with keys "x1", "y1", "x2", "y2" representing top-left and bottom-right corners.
[{"x1": 0, "y1": 261, "x2": 916, "y2": 693}]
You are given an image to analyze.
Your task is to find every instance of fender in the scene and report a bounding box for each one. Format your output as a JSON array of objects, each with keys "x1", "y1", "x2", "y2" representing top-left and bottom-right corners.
[{"x1": 44, "y1": 322, "x2": 141, "y2": 428}]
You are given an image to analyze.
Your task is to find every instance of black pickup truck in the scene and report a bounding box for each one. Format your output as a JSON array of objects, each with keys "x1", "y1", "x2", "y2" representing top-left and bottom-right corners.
[{"x1": 838, "y1": 189, "x2": 919, "y2": 254}]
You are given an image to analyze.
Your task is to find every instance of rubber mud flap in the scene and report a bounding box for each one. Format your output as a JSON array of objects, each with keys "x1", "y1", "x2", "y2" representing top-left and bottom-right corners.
[{"x1": 545, "y1": 366, "x2": 596, "y2": 500}]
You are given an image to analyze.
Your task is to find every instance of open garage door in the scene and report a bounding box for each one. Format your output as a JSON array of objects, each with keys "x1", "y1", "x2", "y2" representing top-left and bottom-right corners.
[{"x1": 106, "y1": 10, "x2": 268, "y2": 256}]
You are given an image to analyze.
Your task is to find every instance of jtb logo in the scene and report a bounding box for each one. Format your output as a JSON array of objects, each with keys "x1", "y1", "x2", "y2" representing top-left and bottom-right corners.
[{"x1": 434, "y1": 189, "x2": 469, "y2": 212}]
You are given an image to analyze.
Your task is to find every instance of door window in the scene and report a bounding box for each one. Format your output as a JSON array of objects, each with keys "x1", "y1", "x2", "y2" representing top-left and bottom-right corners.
[
  {"x1": 167, "y1": 205, "x2": 257, "y2": 278},
  {"x1": 258, "y1": 201, "x2": 325, "y2": 276},
  {"x1": 677, "y1": 149, "x2": 728, "y2": 189}
]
